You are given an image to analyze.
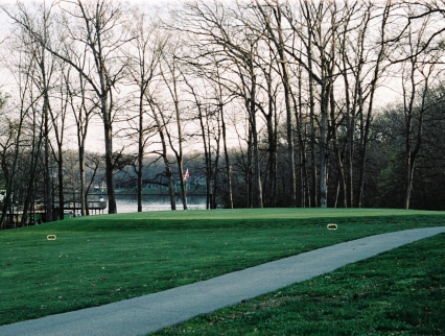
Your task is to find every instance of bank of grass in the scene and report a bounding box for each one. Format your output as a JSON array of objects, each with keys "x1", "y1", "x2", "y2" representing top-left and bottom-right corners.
[
  {"x1": 0, "y1": 208, "x2": 444, "y2": 326},
  {"x1": 154, "y1": 233, "x2": 445, "y2": 336}
]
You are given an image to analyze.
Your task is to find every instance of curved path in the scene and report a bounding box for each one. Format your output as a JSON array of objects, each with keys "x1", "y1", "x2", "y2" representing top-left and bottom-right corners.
[{"x1": 1, "y1": 227, "x2": 444, "y2": 336}]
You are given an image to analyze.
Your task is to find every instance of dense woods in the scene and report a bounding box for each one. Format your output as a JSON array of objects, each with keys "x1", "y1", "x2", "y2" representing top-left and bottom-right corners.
[{"x1": 1, "y1": 0, "x2": 445, "y2": 228}]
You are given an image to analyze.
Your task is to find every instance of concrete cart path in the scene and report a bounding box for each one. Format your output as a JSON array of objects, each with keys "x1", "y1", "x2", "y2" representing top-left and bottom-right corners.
[{"x1": 2, "y1": 227, "x2": 444, "y2": 336}]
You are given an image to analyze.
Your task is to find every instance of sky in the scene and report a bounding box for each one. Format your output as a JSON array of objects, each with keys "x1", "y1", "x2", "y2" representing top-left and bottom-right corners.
[
  {"x1": 0, "y1": 0, "x2": 206, "y2": 155},
  {"x1": 0, "y1": 0, "x2": 404, "y2": 98}
]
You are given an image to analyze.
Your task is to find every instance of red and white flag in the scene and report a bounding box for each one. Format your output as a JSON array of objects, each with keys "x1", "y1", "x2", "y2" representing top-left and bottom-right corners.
[{"x1": 183, "y1": 169, "x2": 190, "y2": 180}]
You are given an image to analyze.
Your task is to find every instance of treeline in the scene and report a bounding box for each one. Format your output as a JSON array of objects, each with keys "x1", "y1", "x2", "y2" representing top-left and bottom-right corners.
[{"x1": 1, "y1": 0, "x2": 445, "y2": 228}]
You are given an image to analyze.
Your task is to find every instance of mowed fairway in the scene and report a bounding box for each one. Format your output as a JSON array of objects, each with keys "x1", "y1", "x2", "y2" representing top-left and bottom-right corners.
[{"x1": 1, "y1": 208, "x2": 444, "y2": 326}]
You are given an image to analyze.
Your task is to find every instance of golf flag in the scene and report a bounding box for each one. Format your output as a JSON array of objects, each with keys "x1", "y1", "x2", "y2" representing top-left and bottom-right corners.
[{"x1": 183, "y1": 169, "x2": 189, "y2": 180}]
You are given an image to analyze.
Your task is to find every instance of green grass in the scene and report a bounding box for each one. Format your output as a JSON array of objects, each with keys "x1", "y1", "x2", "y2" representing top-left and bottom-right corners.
[
  {"x1": 154, "y1": 233, "x2": 445, "y2": 336},
  {"x1": 1, "y1": 208, "x2": 444, "y2": 327}
]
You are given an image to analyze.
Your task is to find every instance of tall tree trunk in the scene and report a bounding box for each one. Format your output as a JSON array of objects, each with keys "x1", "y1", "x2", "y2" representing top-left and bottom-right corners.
[
  {"x1": 319, "y1": 84, "x2": 329, "y2": 208},
  {"x1": 294, "y1": 65, "x2": 310, "y2": 207},
  {"x1": 257, "y1": 3, "x2": 296, "y2": 207},
  {"x1": 249, "y1": 64, "x2": 263, "y2": 208},
  {"x1": 44, "y1": 99, "x2": 53, "y2": 222},
  {"x1": 147, "y1": 98, "x2": 177, "y2": 210},
  {"x1": 330, "y1": 90, "x2": 347, "y2": 208},
  {"x1": 137, "y1": 93, "x2": 144, "y2": 213},
  {"x1": 219, "y1": 88, "x2": 234, "y2": 209},
  {"x1": 356, "y1": 3, "x2": 390, "y2": 208},
  {"x1": 102, "y1": 100, "x2": 117, "y2": 214}
]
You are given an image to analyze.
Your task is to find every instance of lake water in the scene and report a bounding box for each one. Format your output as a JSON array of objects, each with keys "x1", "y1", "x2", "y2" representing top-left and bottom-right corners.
[{"x1": 114, "y1": 194, "x2": 207, "y2": 213}]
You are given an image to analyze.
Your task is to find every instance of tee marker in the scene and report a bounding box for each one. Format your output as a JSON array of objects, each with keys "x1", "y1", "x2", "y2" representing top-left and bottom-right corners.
[{"x1": 327, "y1": 223, "x2": 338, "y2": 230}]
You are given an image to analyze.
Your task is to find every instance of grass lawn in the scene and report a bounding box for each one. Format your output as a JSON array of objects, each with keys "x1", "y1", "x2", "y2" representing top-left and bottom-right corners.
[
  {"x1": 154, "y1": 233, "x2": 445, "y2": 336},
  {"x1": 1, "y1": 208, "x2": 444, "y2": 328}
]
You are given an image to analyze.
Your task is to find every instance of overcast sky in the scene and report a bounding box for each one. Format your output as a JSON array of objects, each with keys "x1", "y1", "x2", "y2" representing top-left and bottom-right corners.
[{"x1": 0, "y1": 0, "x2": 404, "y2": 109}]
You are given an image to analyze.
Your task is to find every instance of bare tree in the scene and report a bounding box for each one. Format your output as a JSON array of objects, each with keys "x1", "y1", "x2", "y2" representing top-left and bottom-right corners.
[
  {"x1": 9, "y1": 2, "x2": 60, "y2": 221},
  {"x1": 0, "y1": 100, "x2": 24, "y2": 228},
  {"x1": 145, "y1": 93, "x2": 177, "y2": 210},
  {"x1": 390, "y1": 5, "x2": 443, "y2": 209},
  {"x1": 158, "y1": 38, "x2": 190, "y2": 210},
  {"x1": 354, "y1": 2, "x2": 392, "y2": 207},
  {"x1": 256, "y1": 0, "x2": 298, "y2": 207},
  {"x1": 63, "y1": 52, "x2": 98, "y2": 215},
  {"x1": 0, "y1": 27, "x2": 49, "y2": 227},
  {"x1": 127, "y1": 13, "x2": 161, "y2": 212},
  {"x1": 5, "y1": 0, "x2": 134, "y2": 214},
  {"x1": 1, "y1": 2, "x2": 63, "y2": 224},
  {"x1": 174, "y1": 1, "x2": 264, "y2": 208},
  {"x1": 181, "y1": 72, "x2": 216, "y2": 209}
]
